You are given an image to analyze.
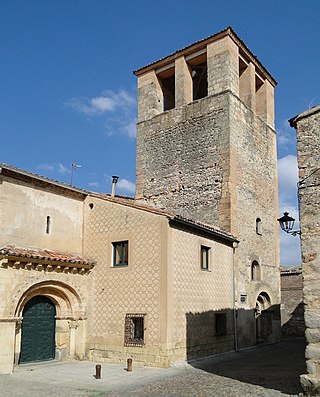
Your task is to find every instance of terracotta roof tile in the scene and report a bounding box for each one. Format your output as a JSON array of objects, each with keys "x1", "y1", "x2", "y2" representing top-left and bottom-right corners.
[{"x1": 0, "y1": 245, "x2": 95, "y2": 266}]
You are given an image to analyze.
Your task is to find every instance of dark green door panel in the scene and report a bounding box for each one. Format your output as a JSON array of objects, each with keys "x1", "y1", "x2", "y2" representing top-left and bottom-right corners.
[{"x1": 20, "y1": 296, "x2": 56, "y2": 363}]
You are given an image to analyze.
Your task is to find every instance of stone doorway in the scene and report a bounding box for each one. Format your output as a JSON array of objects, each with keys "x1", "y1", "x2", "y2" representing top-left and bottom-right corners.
[
  {"x1": 20, "y1": 296, "x2": 56, "y2": 363},
  {"x1": 255, "y1": 292, "x2": 272, "y2": 343}
]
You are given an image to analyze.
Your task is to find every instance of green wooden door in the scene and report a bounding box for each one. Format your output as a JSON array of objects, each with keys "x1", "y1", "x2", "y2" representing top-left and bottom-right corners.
[{"x1": 20, "y1": 296, "x2": 56, "y2": 363}]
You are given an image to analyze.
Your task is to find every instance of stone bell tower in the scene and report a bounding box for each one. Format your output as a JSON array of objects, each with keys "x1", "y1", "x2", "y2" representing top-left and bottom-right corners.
[{"x1": 134, "y1": 27, "x2": 280, "y2": 348}]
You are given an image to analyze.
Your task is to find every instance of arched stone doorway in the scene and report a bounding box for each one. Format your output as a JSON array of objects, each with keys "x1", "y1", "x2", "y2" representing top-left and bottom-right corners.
[
  {"x1": 255, "y1": 291, "x2": 272, "y2": 343},
  {"x1": 20, "y1": 296, "x2": 56, "y2": 363},
  {"x1": 14, "y1": 281, "x2": 86, "y2": 365}
]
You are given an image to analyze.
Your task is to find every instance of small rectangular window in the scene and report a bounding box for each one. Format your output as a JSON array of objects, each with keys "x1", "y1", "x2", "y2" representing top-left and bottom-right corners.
[
  {"x1": 46, "y1": 216, "x2": 51, "y2": 234},
  {"x1": 200, "y1": 245, "x2": 210, "y2": 270},
  {"x1": 113, "y1": 241, "x2": 128, "y2": 267},
  {"x1": 215, "y1": 313, "x2": 227, "y2": 336},
  {"x1": 124, "y1": 314, "x2": 145, "y2": 346}
]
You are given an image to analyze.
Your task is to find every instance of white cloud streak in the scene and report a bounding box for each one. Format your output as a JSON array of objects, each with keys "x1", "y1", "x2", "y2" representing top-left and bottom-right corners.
[
  {"x1": 37, "y1": 164, "x2": 54, "y2": 171},
  {"x1": 276, "y1": 119, "x2": 298, "y2": 156},
  {"x1": 58, "y1": 163, "x2": 71, "y2": 175},
  {"x1": 277, "y1": 154, "x2": 301, "y2": 265},
  {"x1": 116, "y1": 178, "x2": 136, "y2": 194},
  {"x1": 67, "y1": 89, "x2": 137, "y2": 138},
  {"x1": 278, "y1": 155, "x2": 299, "y2": 196}
]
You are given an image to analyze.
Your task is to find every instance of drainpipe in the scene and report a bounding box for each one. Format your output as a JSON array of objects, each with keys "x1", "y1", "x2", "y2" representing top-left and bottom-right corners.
[
  {"x1": 232, "y1": 242, "x2": 239, "y2": 352},
  {"x1": 111, "y1": 175, "x2": 119, "y2": 197}
]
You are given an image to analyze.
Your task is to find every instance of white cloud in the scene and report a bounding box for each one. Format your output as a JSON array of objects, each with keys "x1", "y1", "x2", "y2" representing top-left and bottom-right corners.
[
  {"x1": 88, "y1": 182, "x2": 99, "y2": 188},
  {"x1": 90, "y1": 96, "x2": 116, "y2": 112},
  {"x1": 106, "y1": 175, "x2": 135, "y2": 195},
  {"x1": 278, "y1": 154, "x2": 298, "y2": 202},
  {"x1": 277, "y1": 155, "x2": 301, "y2": 266},
  {"x1": 67, "y1": 89, "x2": 136, "y2": 115},
  {"x1": 276, "y1": 119, "x2": 297, "y2": 155},
  {"x1": 277, "y1": 120, "x2": 292, "y2": 146},
  {"x1": 58, "y1": 163, "x2": 71, "y2": 175},
  {"x1": 67, "y1": 89, "x2": 137, "y2": 139},
  {"x1": 116, "y1": 178, "x2": 136, "y2": 195},
  {"x1": 280, "y1": 230, "x2": 301, "y2": 266},
  {"x1": 122, "y1": 118, "x2": 137, "y2": 139},
  {"x1": 37, "y1": 164, "x2": 54, "y2": 171},
  {"x1": 278, "y1": 202, "x2": 301, "y2": 266}
]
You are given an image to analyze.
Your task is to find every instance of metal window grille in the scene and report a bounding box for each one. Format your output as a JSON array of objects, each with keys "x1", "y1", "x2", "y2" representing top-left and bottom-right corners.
[{"x1": 124, "y1": 314, "x2": 145, "y2": 347}]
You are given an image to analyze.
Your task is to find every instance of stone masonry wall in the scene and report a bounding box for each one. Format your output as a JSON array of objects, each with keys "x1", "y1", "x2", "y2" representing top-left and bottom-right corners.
[
  {"x1": 136, "y1": 92, "x2": 231, "y2": 229},
  {"x1": 135, "y1": 30, "x2": 280, "y2": 351},
  {"x1": 229, "y1": 93, "x2": 280, "y2": 299},
  {"x1": 293, "y1": 106, "x2": 320, "y2": 393},
  {"x1": 136, "y1": 90, "x2": 280, "y2": 349},
  {"x1": 229, "y1": 93, "x2": 281, "y2": 347},
  {"x1": 280, "y1": 268, "x2": 305, "y2": 338}
]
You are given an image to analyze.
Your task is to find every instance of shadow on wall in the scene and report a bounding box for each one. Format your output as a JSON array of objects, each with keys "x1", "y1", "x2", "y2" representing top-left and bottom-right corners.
[
  {"x1": 185, "y1": 306, "x2": 281, "y2": 362},
  {"x1": 282, "y1": 302, "x2": 306, "y2": 338},
  {"x1": 186, "y1": 306, "x2": 305, "y2": 395}
]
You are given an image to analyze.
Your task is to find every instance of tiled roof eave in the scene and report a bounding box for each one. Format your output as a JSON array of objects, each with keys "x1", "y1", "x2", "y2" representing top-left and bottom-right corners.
[
  {"x1": 133, "y1": 26, "x2": 276, "y2": 87},
  {"x1": 0, "y1": 254, "x2": 94, "y2": 268},
  {"x1": 169, "y1": 216, "x2": 238, "y2": 244},
  {"x1": 0, "y1": 162, "x2": 88, "y2": 197},
  {"x1": 0, "y1": 245, "x2": 95, "y2": 268}
]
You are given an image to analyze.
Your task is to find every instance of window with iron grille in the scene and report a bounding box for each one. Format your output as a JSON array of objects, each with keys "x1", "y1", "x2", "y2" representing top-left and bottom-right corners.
[
  {"x1": 124, "y1": 314, "x2": 145, "y2": 346},
  {"x1": 112, "y1": 241, "x2": 128, "y2": 267}
]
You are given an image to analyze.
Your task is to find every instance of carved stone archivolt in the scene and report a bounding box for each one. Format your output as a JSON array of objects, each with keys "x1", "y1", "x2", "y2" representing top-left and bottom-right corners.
[{"x1": 4, "y1": 279, "x2": 87, "y2": 320}]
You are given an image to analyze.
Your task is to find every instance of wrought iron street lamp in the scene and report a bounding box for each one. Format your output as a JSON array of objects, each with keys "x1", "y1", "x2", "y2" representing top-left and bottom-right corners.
[{"x1": 277, "y1": 212, "x2": 301, "y2": 236}]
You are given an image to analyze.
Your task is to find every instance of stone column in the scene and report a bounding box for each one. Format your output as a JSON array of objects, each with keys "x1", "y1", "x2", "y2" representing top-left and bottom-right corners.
[
  {"x1": 207, "y1": 36, "x2": 239, "y2": 97},
  {"x1": 239, "y1": 62, "x2": 256, "y2": 111},
  {"x1": 137, "y1": 70, "x2": 162, "y2": 122},
  {"x1": 175, "y1": 56, "x2": 192, "y2": 107},
  {"x1": 256, "y1": 79, "x2": 274, "y2": 128},
  {"x1": 0, "y1": 318, "x2": 19, "y2": 374},
  {"x1": 68, "y1": 320, "x2": 79, "y2": 358}
]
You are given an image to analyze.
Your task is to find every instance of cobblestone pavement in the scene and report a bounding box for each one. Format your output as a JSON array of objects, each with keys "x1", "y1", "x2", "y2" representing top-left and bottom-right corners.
[{"x1": 0, "y1": 338, "x2": 305, "y2": 397}]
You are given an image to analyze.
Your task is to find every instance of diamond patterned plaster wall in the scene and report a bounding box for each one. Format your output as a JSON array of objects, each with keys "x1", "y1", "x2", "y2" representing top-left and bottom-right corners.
[
  {"x1": 170, "y1": 225, "x2": 234, "y2": 361},
  {"x1": 83, "y1": 197, "x2": 166, "y2": 365}
]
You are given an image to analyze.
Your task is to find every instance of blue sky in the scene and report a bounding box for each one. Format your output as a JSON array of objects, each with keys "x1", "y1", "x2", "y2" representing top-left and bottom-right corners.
[{"x1": 1, "y1": 1, "x2": 319, "y2": 265}]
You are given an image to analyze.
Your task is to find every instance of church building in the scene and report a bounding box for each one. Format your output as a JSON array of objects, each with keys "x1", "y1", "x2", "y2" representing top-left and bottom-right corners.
[{"x1": 0, "y1": 27, "x2": 280, "y2": 374}]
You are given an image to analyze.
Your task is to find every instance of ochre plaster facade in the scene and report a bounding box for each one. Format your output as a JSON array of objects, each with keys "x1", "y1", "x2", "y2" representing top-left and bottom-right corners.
[
  {"x1": 83, "y1": 194, "x2": 236, "y2": 367},
  {"x1": 0, "y1": 163, "x2": 237, "y2": 372},
  {"x1": 0, "y1": 166, "x2": 91, "y2": 374}
]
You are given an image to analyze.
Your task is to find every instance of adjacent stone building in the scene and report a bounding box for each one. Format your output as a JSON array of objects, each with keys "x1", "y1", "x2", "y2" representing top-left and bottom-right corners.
[
  {"x1": 134, "y1": 26, "x2": 280, "y2": 349},
  {"x1": 289, "y1": 105, "x2": 320, "y2": 394},
  {"x1": 280, "y1": 266, "x2": 305, "y2": 338}
]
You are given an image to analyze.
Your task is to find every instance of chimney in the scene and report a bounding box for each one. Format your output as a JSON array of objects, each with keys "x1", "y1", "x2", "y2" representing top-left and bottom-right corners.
[{"x1": 111, "y1": 175, "x2": 119, "y2": 197}]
